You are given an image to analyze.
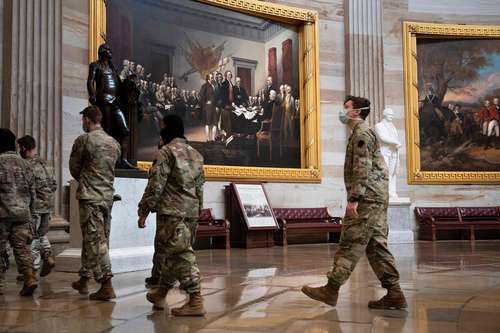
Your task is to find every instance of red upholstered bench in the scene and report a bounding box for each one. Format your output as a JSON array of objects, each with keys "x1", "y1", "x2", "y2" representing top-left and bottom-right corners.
[
  {"x1": 459, "y1": 207, "x2": 500, "y2": 241},
  {"x1": 414, "y1": 207, "x2": 500, "y2": 241},
  {"x1": 197, "y1": 208, "x2": 230, "y2": 249},
  {"x1": 273, "y1": 207, "x2": 342, "y2": 246}
]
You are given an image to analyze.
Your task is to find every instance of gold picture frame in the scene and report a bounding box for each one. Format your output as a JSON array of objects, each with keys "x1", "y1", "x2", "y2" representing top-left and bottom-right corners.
[
  {"x1": 89, "y1": 0, "x2": 321, "y2": 183},
  {"x1": 403, "y1": 21, "x2": 500, "y2": 184}
]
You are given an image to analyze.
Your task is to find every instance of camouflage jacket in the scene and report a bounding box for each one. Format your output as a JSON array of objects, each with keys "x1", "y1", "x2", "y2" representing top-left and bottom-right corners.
[
  {"x1": 26, "y1": 156, "x2": 57, "y2": 214},
  {"x1": 344, "y1": 121, "x2": 389, "y2": 204},
  {"x1": 0, "y1": 151, "x2": 36, "y2": 222},
  {"x1": 138, "y1": 138, "x2": 204, "y2": 218},
  {"x1": 69, "y1": 128, "x2": 121, "y2": 202}
]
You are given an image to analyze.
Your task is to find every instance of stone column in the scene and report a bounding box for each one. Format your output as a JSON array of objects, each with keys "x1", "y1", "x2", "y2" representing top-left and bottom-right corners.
[
  {"x1": 1, "y1": 0, "x2": 67, "y2": 240},
  {"x1": 345, "y1": 0, "x2": 385, "y2": 126}
]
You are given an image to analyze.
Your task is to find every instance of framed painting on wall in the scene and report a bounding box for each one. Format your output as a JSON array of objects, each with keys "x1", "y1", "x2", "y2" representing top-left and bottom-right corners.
[
  {"x1": 89, "y1": 0, "x2": 321, "y2": 183},
  {"x1": 403, "y1": 22, "x2": 500, "y2": 184}
]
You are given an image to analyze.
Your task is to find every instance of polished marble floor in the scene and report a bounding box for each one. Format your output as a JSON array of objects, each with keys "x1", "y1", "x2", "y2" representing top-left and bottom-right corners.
[{"x1": 2, "y1": 241, "x2": 500, "y2": 332}]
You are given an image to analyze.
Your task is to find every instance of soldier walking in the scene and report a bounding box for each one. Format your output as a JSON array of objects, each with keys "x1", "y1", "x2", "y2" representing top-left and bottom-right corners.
[
  {"x1": 301, "y1": 96, "x2": 407, "y2": 310},
  {"x1": 69, "y1": 106, "x2": 121, "y2": 301},
  {"x1": 17, "y1": 136, "x2": 57, "y2": 277},
  {"x1": 137, "y1": 114, "x2": 206, "y2": 316},
  {"x1": 0, "y1": 129, "x2": 38, "y2": 296}
]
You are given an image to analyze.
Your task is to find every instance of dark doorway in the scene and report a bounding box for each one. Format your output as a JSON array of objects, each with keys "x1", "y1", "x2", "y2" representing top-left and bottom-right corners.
[{"x1": 237, "y1": 67, "x2": 252, "y2": 96}]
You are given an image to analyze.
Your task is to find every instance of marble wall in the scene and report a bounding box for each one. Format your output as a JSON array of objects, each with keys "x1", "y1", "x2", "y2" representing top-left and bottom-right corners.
[{"x1": 57, "y1": 0, "x2": 499, "y2": 230}]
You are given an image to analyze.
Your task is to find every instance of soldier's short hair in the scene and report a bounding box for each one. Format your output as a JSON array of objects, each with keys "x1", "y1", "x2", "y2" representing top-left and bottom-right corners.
[
  {"x1": 161, "y1": 114, "x2": 185, "y2": 144},
  {"x1": 0, "y1": 128, "x2": 16, "y2": 153},
  {"x1": 17, "y1": 135, "x2": 36, "y2": 150},
  {"x1": 80, "y1": 105, "x2": 102, "y2": 124},
  {"x1": 344, "y1": 95, "x2": 371, "y2": 120}
]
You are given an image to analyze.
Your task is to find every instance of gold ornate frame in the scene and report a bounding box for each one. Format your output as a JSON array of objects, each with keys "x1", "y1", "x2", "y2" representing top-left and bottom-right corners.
[
  {"x1": 403, "y1": 21, "x2": 500, "y2": 184},
  {"x1": 89, "y1": 0, "x2": 321, "y2": 183}
]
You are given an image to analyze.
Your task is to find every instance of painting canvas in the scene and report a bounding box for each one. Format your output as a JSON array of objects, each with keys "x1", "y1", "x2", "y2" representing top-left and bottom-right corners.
[
  {"x1": 234, "y1": 184, "x2": 277, "y2": 229},
  {"x1": 106, "y1": 0, "x2": 301, "y2": 169},
  {"x1": 417, "y1": 38, "x2": 500, "y2": 172}
]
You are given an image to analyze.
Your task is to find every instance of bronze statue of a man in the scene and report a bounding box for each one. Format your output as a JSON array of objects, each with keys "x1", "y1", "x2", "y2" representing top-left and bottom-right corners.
[{"x1": 87, "y1": 44, "x2": 135, "y2": 169}]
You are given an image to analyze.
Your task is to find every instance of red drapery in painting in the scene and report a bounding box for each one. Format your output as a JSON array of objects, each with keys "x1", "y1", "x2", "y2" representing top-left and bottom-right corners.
[
  {"x1": 268, "y1": 47, "x2": 278, "y2": 88},
  {"x1": 282, "y1": 39, "x2": 292, "y2": 86}
]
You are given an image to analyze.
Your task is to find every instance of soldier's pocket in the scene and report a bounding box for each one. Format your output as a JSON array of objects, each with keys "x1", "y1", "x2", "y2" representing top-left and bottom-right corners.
[
  {"x1": 171, "y1": 220, "x2": 191, "y2": 251},
  {"x1": 340, "y1": 220, "x2": 369, "y2": 245}
]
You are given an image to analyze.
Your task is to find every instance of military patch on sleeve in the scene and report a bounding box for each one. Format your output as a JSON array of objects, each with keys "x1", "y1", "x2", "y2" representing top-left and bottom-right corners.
[{"x1": 357, "y1": 140, "x2": 365, "y2": 148}]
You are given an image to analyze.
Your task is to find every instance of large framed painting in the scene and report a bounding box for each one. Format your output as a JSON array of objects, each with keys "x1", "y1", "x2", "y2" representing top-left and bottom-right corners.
[
  {"x1": 89, "y1": 0, "x2": 321, "y2": 183},
  {"x1": 403, "y1": 22, "x2": 500, "y2": 184}
]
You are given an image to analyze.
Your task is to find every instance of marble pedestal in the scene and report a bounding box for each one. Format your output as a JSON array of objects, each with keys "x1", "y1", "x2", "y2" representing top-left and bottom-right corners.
[
  {"x1": 387, "y1": 197, "x2": 414, "y2": 244},
  {"x1": 56, "y1": 178, "x2": 156, "y2": 274}
]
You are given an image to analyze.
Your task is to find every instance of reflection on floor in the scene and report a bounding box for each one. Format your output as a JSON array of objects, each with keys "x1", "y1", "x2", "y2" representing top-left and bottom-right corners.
[{"x1": 2, "y1": 241, "x2": 500, "y2": 332}]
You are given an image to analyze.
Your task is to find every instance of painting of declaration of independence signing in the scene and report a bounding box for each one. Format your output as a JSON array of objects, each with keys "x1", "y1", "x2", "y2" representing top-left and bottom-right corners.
[
  {"x1": 418, "y1": 38, "x2": 500, "y2": 172},
  {"x1": 105, "y1": 0, "x2": 301, "y2": 168}
]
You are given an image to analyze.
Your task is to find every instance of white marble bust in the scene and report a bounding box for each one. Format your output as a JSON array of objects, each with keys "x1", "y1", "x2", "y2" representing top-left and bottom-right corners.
[{"x1": 375, "y1": 108, "x2": 401, "y2": 199}]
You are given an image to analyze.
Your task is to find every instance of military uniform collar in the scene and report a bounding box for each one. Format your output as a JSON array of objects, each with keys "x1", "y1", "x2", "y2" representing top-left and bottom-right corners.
[
  {"x1": 1, "y1": 151, "x2": 18, "y2": 156},
  {"x1": 89, "y1": 127, "x2": 104, "y2": 133},
  {"x1": 170, "y1": 137, "x2": 187, "y2": 144},
  {"x1": 352, "y1": 120, "x2": 366, "y2": 131}
]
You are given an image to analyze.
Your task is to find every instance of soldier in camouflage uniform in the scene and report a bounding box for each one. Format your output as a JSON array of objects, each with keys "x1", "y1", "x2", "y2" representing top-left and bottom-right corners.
[
  {"x1": 0, "y1": 129, "x2": 38, "y2": 296},
  {"x1": 17, "y1": 135, "x2": 57, "y2": 277},
  {"x1": 138, "y1": 114, "x2": 206, "y2": 316},
  {"x1": 144, "y1": 137, "x2": 165, "y2": 289},
  {"x1": 302, "y1": 96, "x2": 407, "y2": 310},
  {"x1": 69, "y1": 106, "x2": 121, "y2": 301}
]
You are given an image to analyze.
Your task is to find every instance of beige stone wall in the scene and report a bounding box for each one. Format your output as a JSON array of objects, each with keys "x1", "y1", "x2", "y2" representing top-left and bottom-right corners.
[
  {"x1": 58, "y1": 0, "x2": 499, "y2": 224},
  {"x1": 61, "y1": 0, "x2": 89, "y2": 195}
]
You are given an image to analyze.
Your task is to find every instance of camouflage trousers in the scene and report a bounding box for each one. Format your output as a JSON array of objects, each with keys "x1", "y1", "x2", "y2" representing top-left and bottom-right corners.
[
  {"x1": 157, "y1": 215, "x2": 201, "y2": 294},
  {"x1": 31, "y1": 213, "x2": 52, "y2": 271},
  {"x1": 327, "y1": 201, "x2": 400, "y2": 289},
  {"x1": 78, "y1": 200, "x2": 113, "y2": 282},
  {"x1": 0, "y1": 221, "x2": 33, "y2": 288},
  {"x1": 150, "y1": 218, "x2": 164, "y2": 280}
]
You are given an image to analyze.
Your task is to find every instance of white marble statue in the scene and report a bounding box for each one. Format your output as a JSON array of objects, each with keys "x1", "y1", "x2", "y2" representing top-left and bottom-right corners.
[{"x1": 375, "y1": 108, "x2": 401, "y2": 199}]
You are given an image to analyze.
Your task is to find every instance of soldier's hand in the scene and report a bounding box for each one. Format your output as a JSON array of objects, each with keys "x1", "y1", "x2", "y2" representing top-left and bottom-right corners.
[
  {"x1": 138, "y1": 216, "x2": 147, "y2": 229},
  {"x1": 346, "y1": 201, "x2": 359, "y2": 219}
]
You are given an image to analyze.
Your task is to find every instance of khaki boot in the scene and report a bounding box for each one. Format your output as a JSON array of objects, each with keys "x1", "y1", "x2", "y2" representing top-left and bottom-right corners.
[
  {"x1": 89, "y1": 277, "x2": 116, "y2": 301},
  {"x1": 368, "y1": 286, "x2": 407, "y2": 310},
  {"x1": 19, "y1": 271, "x2": 38, "y2": 296},
  {"x1": 146, "y1": 287, "x2": 168, "y2": 310},
  {"x1": 171, "y1": 292, "x2": 206, "y2": 316},
  {"x1": 72, "y1": 277, "x2": 90, "y2": 295},
  {"x1": 40, "y1": 256, "x2": 56, "y2": 277},
  {"x1": 301, "y1": 283, "x2": 339, "y2": 307}
]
